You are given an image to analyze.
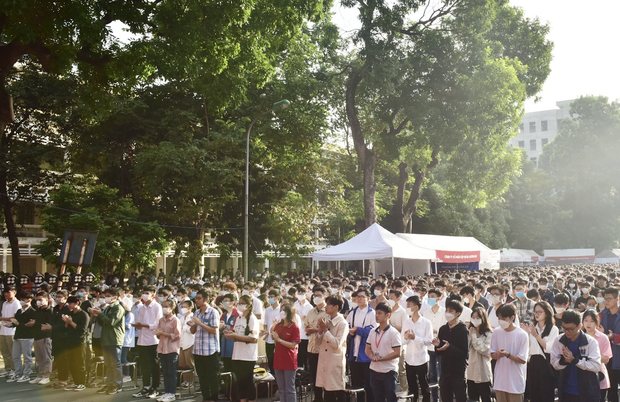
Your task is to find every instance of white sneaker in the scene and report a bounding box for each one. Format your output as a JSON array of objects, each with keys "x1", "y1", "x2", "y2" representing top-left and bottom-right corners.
[
  {"x1": 6, "y1": 373, "x2": 19, "y2": 382},
  {"x1": 0, "y1": 370, "x2": 9, "y2": 378},
  {"x1": 17, "y1": 375, "x2": 31, "y2": 383},
  {"x1": 29, "y1": 377, "x2": 42, "y2": 384},
  {"x1": 39, "y1": 378, "x2": 51, "y2": 385},
  {"x1": 123, "y1": 375, "x2": 132, "y2": 383},
  {"x1": 159, "y1": 394, "x2": 176, "y2": 402}
]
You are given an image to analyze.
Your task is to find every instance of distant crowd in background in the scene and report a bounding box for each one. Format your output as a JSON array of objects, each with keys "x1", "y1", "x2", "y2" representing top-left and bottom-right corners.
[{"x1": 1, "y1": 264, "x2": 620, "y2": 402}]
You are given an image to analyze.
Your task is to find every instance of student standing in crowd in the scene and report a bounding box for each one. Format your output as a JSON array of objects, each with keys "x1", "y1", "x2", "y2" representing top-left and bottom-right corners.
[
  {"x1": 91, "y1": 287, "x2": 126, "y2": 395},
  {"x1": 8, "y1": 292, "x2": 36, "y2": 383},
  {"x1": 366, "y1": 302, "x2": 401, "y2": 402},
  {"x1": 271, "y1": 303, "x2": 301, "y2": 402},
  {"x1": 219, "y1": 293, "x2": 239, "y2": 375},
  {"x1": 582, "y1": 309, "x2": 612, "y2": 402},
  {"x1": 551, "y1": 310, "x2": 601, "y2": 402},
  {"x1": 402, "y1": 295, "x2": 433, "y2": 402},
  {"x1": 522, "y1": 301, "x2": 559, "y2": 402},
  {"x1": 512, "y1": 283, "x2": 535, "y2": 324},
  {"x1": 132, "y1": 285, "x2": 163, "y2": 398},
  {"x1": 154, "y1": 299, "x2": 182, "y2": 402},
  {"x1": 432, "y1": 299, "x2": 469, "y2": 402},
  {"x1": 227, "y1": 294, "x2": 259, "y2": 402},
  {"x1": 347, "y1": 288, "x2": 376, "y2": 402},
  {"x1": 305, "y1": 286, "x2": 329, "y2": 402},
  {"x1": 62, "y1": 295, "x2": 90, "y2": 391},
  {"x1": 31, "y1": 291, "x2": 53, "y2": 385},
  {"x1": 387, "y1": 290, "x2": 408, "y2": 393},
  {"x1": 294, "y1": 285, "x2": 311, "y2": 368},
  {"x1": 467, "y1": 307, "x2": 493, "y2": 402},
  {"x1": 316, "y1": 294, "x2": 349, "y2": 402},
  {"x1": 0, "y1": 286, "x2": 20, "y2": 378},
  {"x1": 264, "y1": 289, "x2": 281, "y2": 374},
  {"x1": 178, "y1": 299, "x2": 195, "y2": 389},
  {"x1": 191, "y1": 289, "x2": 220, "y2": 402},
  {"x1": 490, "y1": 304, "x2": 529, "y2": 402},
  {"x1": 601, "y1": 286, "x2": 620, "y2": 402},
  {"x1": 554, "y1": 293, "x2": 570, "y2": 333},
  {"x1": 422, "y1": 288, "x2": 446, "y2": 402},
  {"x1": 44, "y1": 289, "x2": 71, "y2": 389},
  {"x1": 122, "y1": 299, "x2": 135, "y2": 384}
]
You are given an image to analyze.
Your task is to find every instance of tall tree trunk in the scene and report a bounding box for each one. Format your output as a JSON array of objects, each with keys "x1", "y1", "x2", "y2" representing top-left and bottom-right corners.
[{"x1": 0, "y1": 152, "x2": 20, "y2": 278}]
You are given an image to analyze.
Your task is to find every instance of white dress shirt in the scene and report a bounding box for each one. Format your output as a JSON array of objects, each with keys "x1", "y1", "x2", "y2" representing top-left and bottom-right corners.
[
  {"x1": 137, "y1": 301, "x2": 163, "y2": 346},
  {"x1": 422, "y1": 305, "x2": 446, "y2": 351},
  {"x1": 401, "y1": 315, "x2": 433, "y2": 366},
  {"x1": 346, "y1": 305, "x2": 376, "y2": 357}
]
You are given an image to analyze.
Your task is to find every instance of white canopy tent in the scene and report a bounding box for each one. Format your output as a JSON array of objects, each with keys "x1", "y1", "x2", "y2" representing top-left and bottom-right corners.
[
  {"x1": 544, "y1": 248, "x2": 595, "y2": 264},
  {"x1": 312, "y1": 223, "x2": 436, "y2": 278},
  {"x1": 595, "y1": 249, "x2": 620, "y2": 264}
]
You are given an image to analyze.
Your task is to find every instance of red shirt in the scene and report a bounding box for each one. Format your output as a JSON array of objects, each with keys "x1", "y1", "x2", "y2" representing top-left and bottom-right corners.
[{"x1": 273, "y1": 322, "x2": 301, "y2": 371}]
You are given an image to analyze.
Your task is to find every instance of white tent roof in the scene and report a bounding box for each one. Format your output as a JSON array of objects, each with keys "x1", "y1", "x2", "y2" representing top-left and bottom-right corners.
[
  {"x1": 396, "y1": 233, "x2": 495, "y2": 263},
  {"x1": 501, "y1": 249, "x2": 541, "y2": 263},
  {"x1": 312, "y1": 223, "x2": 436, "y2": 262}
]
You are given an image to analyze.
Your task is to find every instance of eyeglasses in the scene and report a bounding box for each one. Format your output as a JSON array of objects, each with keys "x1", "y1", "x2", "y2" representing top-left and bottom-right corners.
[
  {"x1": 605, "y1": 297, "x2": 616, "y2": 302},
  {"x1": 562, "y1": 326, "x2": 578, "y2": 333}
]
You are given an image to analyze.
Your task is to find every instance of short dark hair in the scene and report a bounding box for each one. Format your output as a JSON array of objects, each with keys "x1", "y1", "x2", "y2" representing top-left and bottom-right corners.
[
  {"x1": 445, "y1": 299, "x2": 463, "y2": 314},
  {"x1": 390, "y1": 289, "x2": 402, "y2": 299},
  {"x1": 67, "y1": 295, "x2": 81, "y2": 304},
  {"x1": 104, "y1": 287, "x2": 120, "y2": 297},
  {"x1": 326, "y1": 295, "x2": 344, "y2": 310},
  {"x1": 375, "y1": 302, "x2": 391, "y2": 314},
  {"x1": 605, "y1": 287, "x2": 619, "y2": 299},
  {"x1": 142, "y1": 285, "x2": 157, "y2": 294},
  {"x1": 313, "y1": 286, "x2": 327, "y2": 296},
  {"x1": 268, "y1": 289, "x2": 281, "y2": 298},
  {"x1": 554, "y1": 293, "x2": 569, "y2": 305},
  {"x1": 497, "y1": 303, "x2": 516, "y2": 319},
  {"x1": 562, "y1": 310, "x2": 581, "y2": 326},
  {"x1": 427, "y1": 288, "x2": 441, "y2": 298},
  {"x1": 19, "y1": 291, "x2": 34, "y2": 300},
  {"x1": 460, "y1": 286, "x2": 474, "y2": 296},
  {"x1": 406, "y1": 295, "x2": 421, "y2": 308}
]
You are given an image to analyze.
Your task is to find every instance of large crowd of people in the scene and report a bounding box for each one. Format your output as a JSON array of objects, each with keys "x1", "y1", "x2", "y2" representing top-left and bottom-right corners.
[{"x1": 1, "y1": 264, "x2": 620, "y2": 402}]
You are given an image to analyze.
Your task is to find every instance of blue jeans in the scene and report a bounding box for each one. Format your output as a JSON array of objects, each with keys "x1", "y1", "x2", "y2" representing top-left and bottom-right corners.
[
  {"x1": 274, "y1": 369, "x2": 297, "y2": 402},
  {"x1": 428, "y1": 351, "x2": 441, "y2": 402},
  {"x1": 160, "y1": 352, "x2": 179, "y2": 395},
  {"x1": 370, "y1": 370, "x2": 398, "y2": 402},
  {"x1": 121, "y1": 346, "x2": 130, "y2": 375},
  {"x1": 102, "y1": 345, "x2": 122, "y2": 388}
]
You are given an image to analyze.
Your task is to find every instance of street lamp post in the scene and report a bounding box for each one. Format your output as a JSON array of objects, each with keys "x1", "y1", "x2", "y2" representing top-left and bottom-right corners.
[{"x1": 244, "y1": 99, "x2": 290, "y2": 281}]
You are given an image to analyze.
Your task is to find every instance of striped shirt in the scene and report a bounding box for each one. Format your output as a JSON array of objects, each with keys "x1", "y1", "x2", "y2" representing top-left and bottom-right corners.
[{"x1": 192, "y1": 306, "x2": 220, "y2": 356}]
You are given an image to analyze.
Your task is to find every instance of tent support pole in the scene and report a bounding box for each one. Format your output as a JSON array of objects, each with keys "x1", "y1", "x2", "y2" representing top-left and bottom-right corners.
[
  {"x1": 391, "y1": 257, "x2": 395, "y2": 279},
  {"x1": 311, "y1": 259, "x2": 315, "y2": 278}
]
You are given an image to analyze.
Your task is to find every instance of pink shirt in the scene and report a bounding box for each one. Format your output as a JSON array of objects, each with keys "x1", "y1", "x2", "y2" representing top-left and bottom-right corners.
[
  {"x1": 156, "y1": 314, "x2": 182, "y2": 354},
  {"x1": 592, "y1": 330, "x2": 612, "y2": 389}
]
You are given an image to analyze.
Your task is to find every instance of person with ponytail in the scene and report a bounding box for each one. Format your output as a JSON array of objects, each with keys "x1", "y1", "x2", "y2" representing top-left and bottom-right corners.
[
  {"x1": 467, "y1": 307, "x2": 493, "y2": 402},
  {"x1": 271, "y1": 303, "x2": 301, "y2": 402},
  {"x1": 154, "y1": 299, "x2": 182, "y2": 402},
  {"x1": 225, "y1": 295, "x2": 259, "y2": 402}
]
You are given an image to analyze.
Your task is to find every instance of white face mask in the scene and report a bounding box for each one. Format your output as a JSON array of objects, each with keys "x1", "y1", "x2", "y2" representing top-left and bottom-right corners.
[
  {"x1": 406, "y1": 308, "x2": 413, "y2": 316},
  {"x1": 132, "y1": 297, "x2": 139, "y2": 304},
  {"x1": 374, "y1": 289, "x2": 383, "y2": 297},
  {"x1": 242, "y1": 290, "x2": 251, "y2": 296},
  {"x1": 387, "y1": 299, "x2": 396, "y2": 308},
  {"x1": 222, "y1": 301, "x2": 230, "y2": 310},
  {"x1": 297, "y1": 294, "x2": 306, "y2": 301},
  {"x1": 445, "y1": 312, "x2": 455, "y2": 322},
  {"x1": 313, "y1": 296, "x2": 324, "y2": 306},
  {"x1": 471, "y1": 318, "x2": 482, "y2": 327},
  {"x1": 582, "y1": 288, "x2": 590, "y2": 294},
  {"x1": 498, "y1": 319, "x2": 511, "y2": 330},
  {"x1": 331, "y1": 288, "x2": 339, "y2": 295},
  {"x1": 343, "y1": 292, "x2": 351, "y2": 298},
  {"x1": 162, "y1": 307, "x2": 170, "y2": 315},
  {"x1": 180, "y1": 308, "x2": 189, "y2": 315},
  {"x1": 540, "y1": 286, "x2": 547, "y2": 291},
  {"x1": 463, "y1": 297, "x2": 470, "y2": 305},
  {"x1": 237, "y1": 304, "x2": 247, "y2": 313},
  {"x1": 490, "y1": 295, "x2": 501, "y2": 305},
  {"x1": 142, "y1": 294, "x2": 151, "y2": 302},
  {"x1": 555, "y1": 307, "x2": 566, "y2": 314},
  {"x1": 104, "y1": 297, "x2": 113, "y2": 304},
  {"x1": 280, "y1": 311, "x2": 287, "y2": 320}
]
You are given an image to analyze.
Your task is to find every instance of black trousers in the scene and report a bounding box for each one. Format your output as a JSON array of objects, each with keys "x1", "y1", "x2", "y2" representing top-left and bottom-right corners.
[
  {"x1": 466, "y1": 380, "x2": 491, "y2": 402},
  {"x1": 232, "y1": 360, "x2": 257, "y2": 400},
  {"x1": 138, "y1": 344, "x2": 160, "y2": 389},
  {"x1": 266, "y1": 342, "x2": 275, "y2": 373},
  {"x1": 439, "y1": 370, "x2": 467, "y2": 402},
  {"x1": 195, "y1": 353, "x2": 220, "y2": 401},
  {"x1": 608, "y1": 365, "x2": 620, "y2": 402},
  {"x1": 66, "y1": 344, "x2": 86, "y2": 386},
  {"x1": 308, "y1": 352, "x2": 324, "y2": 402},
  {"x1": 526, "y1": 355, "x2": 555, "y2": 402},
  {"x1": 405, "y1": 363, "x2": 430, "y2": 402},
  {"x1": 350, "y1": 361, "x2": 373, "y2": 402},
  {"x1": 298, "y1": 339, "x2": 309, "y2": 368},
  {"x1": 54, "y1": 347, "x2": 70, "y2": 382},
  {"x1": 325, "y1": 390, "x2": 347, "y2": 402},
  {"x1": 221, "y1": 357, "x2": 239, "y2": 401}
]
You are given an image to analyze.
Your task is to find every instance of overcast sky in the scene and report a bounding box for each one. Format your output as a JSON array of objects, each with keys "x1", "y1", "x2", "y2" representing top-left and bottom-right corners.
[{"x1": 332, "y1": 0, "x2": 620, "y2": 113}]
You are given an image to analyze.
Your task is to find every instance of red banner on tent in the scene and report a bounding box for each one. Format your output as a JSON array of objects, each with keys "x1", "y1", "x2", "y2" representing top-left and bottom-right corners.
[
  {"x1": 545, "y1": 255, "x2": 595, "y2": 263},
  {"x1": 436, "y1": 250, "x2": 480, "y2": 263}
]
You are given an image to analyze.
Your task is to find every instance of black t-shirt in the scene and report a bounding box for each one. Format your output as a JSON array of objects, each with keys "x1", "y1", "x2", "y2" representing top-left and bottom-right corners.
[{"x1": 66, "y1": 308, "x2": 90, "y2": 345}]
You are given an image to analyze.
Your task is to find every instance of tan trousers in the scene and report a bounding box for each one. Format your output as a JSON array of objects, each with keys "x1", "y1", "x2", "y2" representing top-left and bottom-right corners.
[
  {"x1": 178, "y1": 345, "x2": 195, "y2": 382},
  {"x1": 0, "y1": 334, "x2": 14, "y2": 370},
  {"x1": 398, "y1": 347, "x2": 408, "y2": 393},
  {"x1": 495, "y1": 391, "x2": 524, "y2": 402}
]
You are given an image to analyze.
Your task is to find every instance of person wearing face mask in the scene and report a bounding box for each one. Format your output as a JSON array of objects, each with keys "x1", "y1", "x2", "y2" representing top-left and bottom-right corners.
[
  {"x1": 305, "y1": 286, "x2": 330, "y2": 402},
  {"x1": 58, "y1": 295, "x2": 90, "y2": 391},
  {"x1": 131, "y1": 286, "x2": 164, "y2": 399},
  {"x1": 574, "y1": 283, "x2": 591, "y2": 312},
  {"x1": 370, "y1": 282, "x2": 387, "y2": 310},
  {"x1": 271, "y1": 303, "x2": 301, "y2": 402},
  {"x1": 554, "y1": 293, "x2": 570, "y2": 334},
  {"x1": 41, "y1": 289, "x2": 71, "y2": 389},
  {"x1": 565, "y1": 280, "x2": 580, "y2": 307},
  {"x1": 467, "y1": 307, "x2": 492, "y2": 402},
  {"x1": 121, "y1": 296, "x2": 135, "y2": 384},
  {"x1": 331, "y1": 279, "x2": 350, "y2": 314},
  {"x1": 89, "y1": 287, "x2": 126, "y2": 395},
  {"x1": 490, "y1": 304, "x2": 528, "y2": 402},
  {"x1": 225, "y1": 295, "x2": 259, "y2": 402},
  {"x1": 262, "y1": 289, "x2": 281, "y2": 375},
  {"x1": 31, "y1": 291, "x2": 53, "y2": 385},
  {"x1": 294, "y1": 285, "x2": 311, "y2": 369},
  {"x1": 342, "y1": 285, "x2": 356, "y2": 313},
  {"x1": 219, "y1": 293, "x2": 239, "y2": 375},
  {"x1": 402, "y1": 295, "x2": 433, "y2": 402},
  {"x1": 242, "y1": 282, "x2": 263, "y2": 322},
  {"x1": 153, "y1": 299, "x2": 182, "y2": 402},
  {"x1": 177, "y1": 300, "x2": 196, "y2": 390},
  {"x1": 487, "y1": 285, "x2": 519, "y2": 329},
  {"x1": 346, "y1": 288, "x2": 376, "y2": 402},
  {"x1": 7, "y1": 292, "x2": 36, "y2": 383},
  {"x1": 582, "y1": 309, "x2": 612, "y2": 402},
  {"x1": 511, "y1": 283, "x2": 535, "y2": 324},
  {"x1": 537, "y1": 278, "x2": 555, "y2": 306},
  {"x1": 431, "y1": 300, "x2": 469, "y2": 402},
  {"x1": 421, "y1": 289, "x2": 446, "y2": 402}
]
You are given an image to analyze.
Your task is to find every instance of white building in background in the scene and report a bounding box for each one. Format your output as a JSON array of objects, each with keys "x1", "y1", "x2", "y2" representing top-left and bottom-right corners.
[{"x1": 509, "y1": 99, "x2": 574, "y2": 167}]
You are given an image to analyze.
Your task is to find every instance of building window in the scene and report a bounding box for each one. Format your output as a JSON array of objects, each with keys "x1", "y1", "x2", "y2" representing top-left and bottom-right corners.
[
  {"x1": 518, "y1": 141, "x2": 525, "y2": 148},
  {"x1": 530, "y1": 157, "x2": 537, "y2": 167},
  {"x1": 529, "y1": 122, "x2": 536, "y2": 133},
  {"x1": 541, "y1": 120, "x2": 548, "y2": 131},
  {"x1": 530, "y1": 139, "x2": 536, "y2": 150},
  {"x1": 542, "y1": 138, "x2": 548, "y2": 146}
]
